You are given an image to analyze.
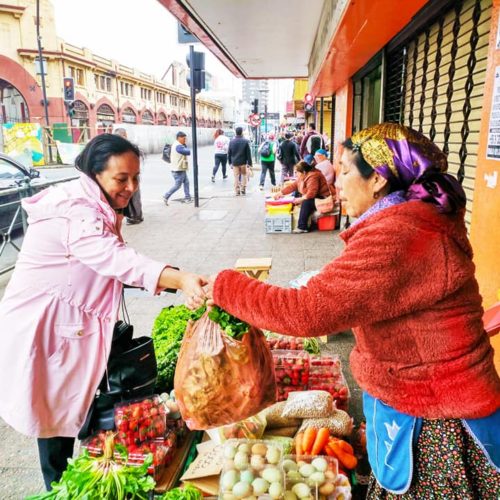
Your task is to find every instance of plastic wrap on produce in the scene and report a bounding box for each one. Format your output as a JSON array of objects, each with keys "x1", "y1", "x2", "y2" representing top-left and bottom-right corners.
[
  {"x1": 289, "y1": 270, "x2": 320, "y2": 289},
  {"x1": 174, "y1": 313, "x2": 276, "y2": 430}
]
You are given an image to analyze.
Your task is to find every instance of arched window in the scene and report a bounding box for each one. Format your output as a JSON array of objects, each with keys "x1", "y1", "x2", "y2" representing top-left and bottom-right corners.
[
  {"x1": 158, "y1": 112, "x2": 167, "y2": 125},
  {"x1": 142, "y1": 109, "x2": 154, "y2": 124},
  {"x1": 122, "y1": 107, "x2": 137, "y2": 124}
]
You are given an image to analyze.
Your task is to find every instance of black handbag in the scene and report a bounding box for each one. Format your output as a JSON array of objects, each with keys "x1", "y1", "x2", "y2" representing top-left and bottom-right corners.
[{"x1": 78, "y1": 318, "x2": 158, "y2": 440}]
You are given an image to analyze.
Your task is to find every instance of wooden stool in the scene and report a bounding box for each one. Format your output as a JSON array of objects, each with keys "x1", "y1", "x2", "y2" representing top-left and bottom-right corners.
[{"x1": 235, "y1": 257, "x2": 272, "y2": 281}]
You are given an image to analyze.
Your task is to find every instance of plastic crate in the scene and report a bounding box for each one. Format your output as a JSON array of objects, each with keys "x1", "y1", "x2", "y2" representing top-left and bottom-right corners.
[{"x1": 265, "y1": 214, "x2": 292, "y2": 233}]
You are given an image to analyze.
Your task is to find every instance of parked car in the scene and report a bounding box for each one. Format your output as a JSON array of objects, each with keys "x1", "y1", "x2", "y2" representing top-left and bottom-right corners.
[{"x1": 0, "y1": 153, "x2": 46, "y2": 235}]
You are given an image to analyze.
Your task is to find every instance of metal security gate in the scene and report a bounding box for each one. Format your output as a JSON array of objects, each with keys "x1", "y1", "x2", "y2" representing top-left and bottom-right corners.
[{"x1": 384, "y1": 0, "x2": 492, "y2": 227}]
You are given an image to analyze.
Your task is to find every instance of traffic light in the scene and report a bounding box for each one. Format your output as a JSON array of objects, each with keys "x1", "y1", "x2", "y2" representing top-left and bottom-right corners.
[
  {"x1": 252, "y1": 98, "x2": 259, "y2": 114},
  {"x1": 63, "y1": 77, "x2": 75, "y2": 102},
  {"x1": 186, "y1": 51, "x2": 205, "y2": 93},
  {"x1": 304, "y1": 92, "x2": 314, "y2": 112}
]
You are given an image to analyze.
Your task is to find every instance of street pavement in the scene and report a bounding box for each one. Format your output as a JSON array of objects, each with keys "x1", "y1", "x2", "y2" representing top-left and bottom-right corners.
[{"x1": 0, "y1": 145, "x2": 359, "y2": 498}]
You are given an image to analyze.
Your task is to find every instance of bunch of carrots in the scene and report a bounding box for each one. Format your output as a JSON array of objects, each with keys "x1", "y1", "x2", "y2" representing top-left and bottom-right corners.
[{"x1": 295, "y1": 428, "x2": 358, "y2": 472}]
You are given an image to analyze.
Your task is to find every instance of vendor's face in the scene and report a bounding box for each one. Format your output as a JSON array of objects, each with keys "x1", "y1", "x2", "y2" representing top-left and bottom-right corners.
[
  {"x1": 96, "y1": 151, "x2": 140, "y2": 209},
  {"x1": 338, "y1": 149, "x2": 378, "y2": 218}
]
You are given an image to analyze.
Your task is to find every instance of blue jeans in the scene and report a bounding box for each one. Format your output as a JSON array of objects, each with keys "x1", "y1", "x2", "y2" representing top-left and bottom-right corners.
[{"x1": 164, "y1": 171, "x2": 191, "y2": 201}]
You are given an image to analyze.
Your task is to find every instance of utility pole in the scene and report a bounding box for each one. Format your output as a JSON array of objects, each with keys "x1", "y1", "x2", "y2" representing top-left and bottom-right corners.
[
  {"x1": 36, "y1": 0, "x2": 53, "y2": 163},
  {"x1": 189, "y1": 45, "x2": 199, "y2": 207}
]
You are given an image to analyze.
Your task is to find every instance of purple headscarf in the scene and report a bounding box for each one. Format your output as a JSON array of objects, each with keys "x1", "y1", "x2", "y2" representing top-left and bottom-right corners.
[{"x1": 349, "y1": 123, "x2": 466, "y2": 214}]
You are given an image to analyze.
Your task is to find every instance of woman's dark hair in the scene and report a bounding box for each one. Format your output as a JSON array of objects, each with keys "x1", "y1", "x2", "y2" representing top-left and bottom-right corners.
[
  {"x1": 295, "y1": 160, "x2": 314, "y2": 174},
  {"x1": 214, "y1": 128, "x2": 224, "y2": 139},
  {"x1": 342, "y1": 137, "x2": 375, "y2": 179},
  {"x1": 75, "y1": 134, "x2": 141, "y2": 179}
]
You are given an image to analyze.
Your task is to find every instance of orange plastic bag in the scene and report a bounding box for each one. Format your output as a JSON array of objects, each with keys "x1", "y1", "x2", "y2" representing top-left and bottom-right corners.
[{"x1": 174, "y1": 312, "x2": 276, "y2": 430}]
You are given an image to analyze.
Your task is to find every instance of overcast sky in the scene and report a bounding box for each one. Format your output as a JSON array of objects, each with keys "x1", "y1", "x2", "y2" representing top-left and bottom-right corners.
[{"x1": 50, "y1": 0, "x2": 292, "y2": 114}]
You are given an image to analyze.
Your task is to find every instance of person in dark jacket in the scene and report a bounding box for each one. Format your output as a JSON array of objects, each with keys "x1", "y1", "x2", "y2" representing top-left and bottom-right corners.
[
  {"x1": 278, "y1": 132, "x2": 300, "y2": 183},
  {"x1": 299, "y1": 122, "x2": 325, "y2": 158},
  {"x1": 228, "y1": 127, "x2": 252, "y2": 196}
]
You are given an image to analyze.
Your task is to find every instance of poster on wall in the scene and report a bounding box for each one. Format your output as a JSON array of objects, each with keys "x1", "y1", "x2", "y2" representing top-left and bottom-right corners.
[
  {"x1": 2, "y1": 123, "x2": 45, "y2": 166},
  {"x1": 486, "y1": 67, "x2": 500, "y2": 160},
  {"x1": 56, "y1": 141, "x2": 85, "y2": 165}
]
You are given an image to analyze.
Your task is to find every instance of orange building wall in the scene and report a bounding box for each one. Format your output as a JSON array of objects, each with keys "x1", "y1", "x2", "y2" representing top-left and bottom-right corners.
[
  {"x1": 471, "y1": 0, "x2": 500, "y2": 370},
  {"x1": 471, "y1": 0, "x2": 500, "y2": 309}
]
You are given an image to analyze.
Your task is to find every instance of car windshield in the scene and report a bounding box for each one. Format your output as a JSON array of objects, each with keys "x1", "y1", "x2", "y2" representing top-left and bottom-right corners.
[{"x1": 0, "y1": 159, "x2": 25, "y2": 180}]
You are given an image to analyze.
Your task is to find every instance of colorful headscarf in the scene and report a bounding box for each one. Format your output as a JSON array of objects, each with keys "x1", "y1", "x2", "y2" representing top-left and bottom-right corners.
[{"x1": 350, "y1": 123, "x2": 466, "y2": 213}]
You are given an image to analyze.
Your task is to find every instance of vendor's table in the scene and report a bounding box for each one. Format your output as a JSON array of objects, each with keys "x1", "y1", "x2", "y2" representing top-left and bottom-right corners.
[{"x1": 155, "y1": 432, "x2": 197, "y2": 493}]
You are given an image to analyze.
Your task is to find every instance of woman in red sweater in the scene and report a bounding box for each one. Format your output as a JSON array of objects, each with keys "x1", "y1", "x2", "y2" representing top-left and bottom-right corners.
[
  {"x1": 208, "y1": 123, "x2": 500, "y2": 497},
  {"x1": 274, "y1": 160, "x2": 330, "y2": 233}
]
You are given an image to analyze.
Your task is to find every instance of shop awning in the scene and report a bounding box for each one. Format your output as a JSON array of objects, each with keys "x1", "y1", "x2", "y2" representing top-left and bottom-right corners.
[{"x1": 156, "y1": 0, "x2": 325, "y2": 79}]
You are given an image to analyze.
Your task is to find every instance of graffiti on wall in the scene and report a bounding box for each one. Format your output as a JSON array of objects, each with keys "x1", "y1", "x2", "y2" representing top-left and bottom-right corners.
[{"x1": 2, "y1": 123, "x2": 45, "y2": 166}]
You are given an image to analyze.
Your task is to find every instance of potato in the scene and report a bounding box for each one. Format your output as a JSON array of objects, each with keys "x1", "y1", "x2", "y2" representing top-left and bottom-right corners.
[
  {"x1": 251, "y1": 443, "x2": 267, "y2": 456},
  {"x1": 319, "y1": 482, "x2": 335, "y2": 496}
]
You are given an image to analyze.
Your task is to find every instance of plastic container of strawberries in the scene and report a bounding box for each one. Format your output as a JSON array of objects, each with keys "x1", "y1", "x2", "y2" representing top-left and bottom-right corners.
[
  {"x1": 114, "y1": 395, "x2": 167, "y2": 446},
  {"x1": 273, "y1": 350, "x2": 310, "y2": 402},
  {"x1": 126, "y1": 438, "x2": 172, "y2": 481}
]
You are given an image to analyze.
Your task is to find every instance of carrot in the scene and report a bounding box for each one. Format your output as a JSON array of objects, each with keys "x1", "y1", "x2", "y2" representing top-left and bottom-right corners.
[
  {"x1": 329, "y1": 437, "x2": 354, "y2": 455},
  {"x1": 302, "y1": 427, "x2": 318, "y2": 455},
  {"x1": 295, "y1": 432, "x2": 304, "y2": 458},
  {"x1": 324, "y1": 443, "x2": 336, "y2": 457},
  {"x1": 311, "y1": 428, "x2": 330, "y2": 455},
  {"x1": 331, "y1": 441, "x2": 358, "y2": 470}
]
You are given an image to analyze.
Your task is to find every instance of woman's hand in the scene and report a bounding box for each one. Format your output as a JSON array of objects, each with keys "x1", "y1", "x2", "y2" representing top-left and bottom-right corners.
[
  {"x1": 158, "y1": 267, "x2": 208, "y2": 310},
  {"x1": 293, "y1": 197, "x2": 303, "y2": 205},
  {"x1": 179, "y1": 272, "x2": 209, "y2": 310},
  {"x1": 204, "y1": 274, "x2": 217, "y2": 308},
  {"x1": 273, "y1": 191, "x2": 283, "y2": 200}
]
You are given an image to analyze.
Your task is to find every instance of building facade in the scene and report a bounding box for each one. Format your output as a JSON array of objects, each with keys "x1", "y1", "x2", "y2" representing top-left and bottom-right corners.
[
  {"x1": 0, "y1": 0, "x2": 223, "y2": 139},
  {"x1": 242, "y1": 79, "x2": 269, "y2": 112}
]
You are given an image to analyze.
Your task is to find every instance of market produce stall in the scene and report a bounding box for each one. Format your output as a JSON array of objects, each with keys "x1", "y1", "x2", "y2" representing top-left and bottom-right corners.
[{"x1": 26, "y1": 285, "x2": 365, "y2": 499}]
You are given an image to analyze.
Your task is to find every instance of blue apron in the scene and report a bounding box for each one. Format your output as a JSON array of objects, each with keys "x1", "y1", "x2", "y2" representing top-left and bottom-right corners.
[{"x1": 363, "y1": 392, "x2": 500, "y2": 494}]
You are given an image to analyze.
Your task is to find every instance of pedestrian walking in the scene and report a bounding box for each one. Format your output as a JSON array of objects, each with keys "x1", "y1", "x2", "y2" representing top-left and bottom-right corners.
[
  {"x1": 278, "y1": 132, "x2": 300, "y2": 183},
  {"x1": 163, "y1": 131, "x2": 192, "y2": 205},
  {"x1": 258, "y1": 133, "x2": 278, "y2": 190},
  {"x1": 228, "y1": 126, "x2": 252, "y2": 196},
  {"x1": 114, "y1": 127, "x2": 143, "y2": 225},
  {"x1": 211, "y1": 129, "x2": 229, "y2": 182},
  {"x1": 0, "y1": 134, "x2": 207, "y2": 490},
  {"x1": 300, "y1": 122, "x2": 325, "y2": 158}
]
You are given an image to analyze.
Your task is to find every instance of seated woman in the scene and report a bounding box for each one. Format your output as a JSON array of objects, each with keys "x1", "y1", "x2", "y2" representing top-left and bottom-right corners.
[{"x1": 274, "y1": 160, "x2": 330, "y2": 233}]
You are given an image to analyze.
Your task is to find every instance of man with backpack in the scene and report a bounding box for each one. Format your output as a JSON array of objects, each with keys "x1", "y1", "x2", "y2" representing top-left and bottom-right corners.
[
  {"x1": 162, "y1": 131, "x2": 192, "y2": 205},
  {"x1": 277, "y1": 132, "x2": 300, "y2": 183},
  {"x1": 300, "y1": 122, "x2": 325, "y2": 158},
  {"x1": 258, "y1": 133, "x2": 278, "y2": 190}
]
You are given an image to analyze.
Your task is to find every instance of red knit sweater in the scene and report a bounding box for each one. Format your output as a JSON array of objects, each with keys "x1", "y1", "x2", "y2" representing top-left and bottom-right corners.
[{"x1": 214, "y1": 201, "x2": 500, "y2": 419}]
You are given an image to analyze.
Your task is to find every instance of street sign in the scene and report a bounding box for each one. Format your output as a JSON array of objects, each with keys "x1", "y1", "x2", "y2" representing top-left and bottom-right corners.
[{"x1": 248, "y1": 113, "x2": 261, "y2": 127}]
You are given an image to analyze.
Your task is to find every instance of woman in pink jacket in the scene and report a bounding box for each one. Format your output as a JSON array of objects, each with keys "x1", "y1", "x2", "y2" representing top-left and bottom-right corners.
[{"x1": 0, "y1": 134, "x2": 207, "y2": 489}]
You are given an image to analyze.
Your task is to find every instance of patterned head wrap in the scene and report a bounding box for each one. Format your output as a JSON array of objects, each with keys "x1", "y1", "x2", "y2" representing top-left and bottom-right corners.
[{"x1": 349, "y1": 123, "x2": 466, "y2": 213}]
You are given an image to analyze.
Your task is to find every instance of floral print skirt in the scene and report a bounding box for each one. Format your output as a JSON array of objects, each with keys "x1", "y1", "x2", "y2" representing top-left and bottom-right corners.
[{"x1": 366, "y1": 418, "x2": 500, "y2": 499}]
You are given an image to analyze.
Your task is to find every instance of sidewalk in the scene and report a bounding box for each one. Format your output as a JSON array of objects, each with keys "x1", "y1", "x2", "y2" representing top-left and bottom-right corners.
[{"x1": 0, "y1": 153, "x2": 359, "y2": 498}]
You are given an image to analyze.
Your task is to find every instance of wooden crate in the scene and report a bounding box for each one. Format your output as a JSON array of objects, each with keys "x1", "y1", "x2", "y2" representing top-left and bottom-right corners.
[{"x1": 234, "y1": 257, "x2": 272, "y2": 281}]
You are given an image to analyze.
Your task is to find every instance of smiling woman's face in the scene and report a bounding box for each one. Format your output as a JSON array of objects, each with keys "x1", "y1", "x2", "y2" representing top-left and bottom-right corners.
[
  {"x1": 338, "y1": 149, "x2": 385, "y2": 218},
  {"x1": 95, "y1": 150, "x2": 140, "y2": 209}
]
